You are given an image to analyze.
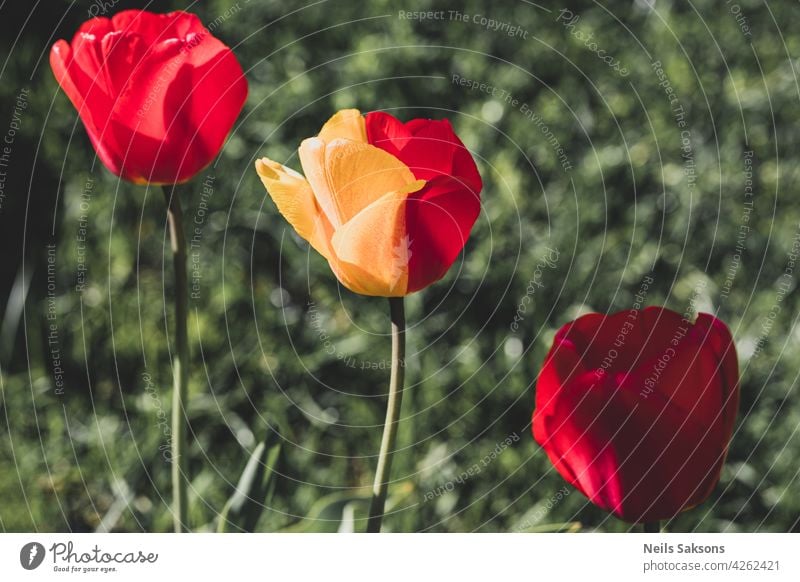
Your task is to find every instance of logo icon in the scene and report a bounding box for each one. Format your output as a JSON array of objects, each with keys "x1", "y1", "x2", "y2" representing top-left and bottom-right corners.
[{"x1": 20, "y1": 542, "x2": 45, "y2": 570}]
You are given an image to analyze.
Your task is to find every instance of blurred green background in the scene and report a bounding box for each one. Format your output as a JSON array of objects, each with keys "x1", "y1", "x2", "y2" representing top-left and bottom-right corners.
[{"x1": 0, "y1": 0, "x2": 798, "y2": 532}]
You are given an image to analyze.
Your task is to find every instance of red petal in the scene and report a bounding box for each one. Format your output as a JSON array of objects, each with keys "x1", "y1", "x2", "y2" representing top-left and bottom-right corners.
[
  {"x1": 111, "y1": 10, "x2": 205, "y2": 41},
  {"x1": 164, "y1": 43, "x2": 248, "y2": 182},
  {"x1": 365, "y1": 111, "x2": 482, "y2": 193},
  {"x1": 406, "y1": 118, "x2": 482, "y2": 192},
  {"x1": 609, "y1": 383, "x2": 727, "y2": 522},
  {"x1": 74, "y1": 17, "x2": 114, "y2": 40},
  {"x1": 534, "y1": 363, "x2": 626, "y2": 515},
  {"x1": 364, "y1": 111, "x2": 411, "y2": 157},
  {"x1": 558, "y1": 307, "x2": 689, "y2": 375},
  {"x1": 106, "y1": 33, "x2": 246, "y2": 183},
  {"x1": 690, "y1": 314, "x2": 740, "y2": 453},
  {"x1": 50, "y1": 38, "x2": 123, "y2": 177},
  {"x1": 100, "y1": 32, "x2": 150, "y2": 95},
  {"x1": 404, "y1": 176, "x2": 480, "y2": 293}
]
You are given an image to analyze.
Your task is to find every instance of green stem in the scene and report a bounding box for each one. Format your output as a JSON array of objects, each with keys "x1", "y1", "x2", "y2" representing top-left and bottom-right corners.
[
  {"x1": 643, "y1": 521, "x2": 661, "y2": 533},
  {"x1": 366, "y1": 297, "x2": 406, "y2": 533},
  {"x1": 163, "y1": 186, "x2": 189, "y2": 533}
]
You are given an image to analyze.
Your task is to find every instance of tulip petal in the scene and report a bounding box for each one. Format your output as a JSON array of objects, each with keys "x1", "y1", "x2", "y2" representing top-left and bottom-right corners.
[
  {"x1": 71, "y1": 31, "x2": 114, "y2": 100},
  {"x1": 111, "y1": 10, "x2": 206, "y2": 40},
  {"x1": 50, "y1": 41, "x2": 92, "y2": 125},
  {"x1": 299, "y1": 138, "x2": 418, "y2": 227},
  {"x1": 403, "y1": 119, "x2": 481, "y2": 190},
  {"x1": 560, "y1": 308, "x2": 687, "y2": 374},
  {"x1": 364, "y1": 110, "x2": 413, "y2": 153},
  {"x1": 536, "y1": 358, "x2": 707, "y2": 523},
  {"x1": 610, "y1": 382, "x2": 730, "y2": 522},
  {"x1": 693, "y1": 313, "x2": 740, "y2": 438},
  {"x1": 167, "y1": 39, "x2": 248, "y2": 179},
  {"x1": 97, "y1": 38, "x2": 187, "y2": 183},
  {"x1": 107, "y1": 33, "x2": 246, "y2": 184},
  {"x1": 366, "y1": 111, "x2": 482, "y2": 193},
  {"x1": 318, "y1": 109, "x2": 367, "y2": 144},
  {"x1": 404, "y1": 176, "x2": 481, "y2": 293},
  {"x1": 75, "y1": 17, "x2": 115, "y2": 38},
  {"x1": 50, "y1": 39, "x2": 123, "y2": 177},
  {"x1": 535, "y1": 366, "x2": 627, "y2": 513},
  {"x1": 330, "y1": 181, "x2": 425, "y2": 296},
  {"x1": 100, "y1": 31, "x2": 152, "y2": 97},
  {"x1": 255, "y1": 158, "x2": 334, "y2": 259}
]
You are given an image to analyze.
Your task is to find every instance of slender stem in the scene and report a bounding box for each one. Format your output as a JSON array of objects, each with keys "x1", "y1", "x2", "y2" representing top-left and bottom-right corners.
[
  {"x1": 163, "y1": 186, "x2": 189, "y2": 533},
  {"x1": 366, "y1": 297, "x2": 406, "y2": 533},
  {"x1": 643, "y1": 521, "x2": 661, "y2": 533}
]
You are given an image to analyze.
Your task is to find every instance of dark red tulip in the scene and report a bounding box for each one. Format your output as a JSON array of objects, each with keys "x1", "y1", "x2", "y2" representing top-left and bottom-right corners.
[
  {"x1": 533, "y1": 307, "x2": 739, "y2": 523},
  {"x1": 50, "y1": 10, "x2": 248, "y2": 185}
]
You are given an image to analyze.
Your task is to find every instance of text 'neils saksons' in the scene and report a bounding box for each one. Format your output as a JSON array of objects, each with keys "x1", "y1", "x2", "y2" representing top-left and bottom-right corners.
[{"x1": 644, "y1": 543, "x2": 725, "y2": 554}]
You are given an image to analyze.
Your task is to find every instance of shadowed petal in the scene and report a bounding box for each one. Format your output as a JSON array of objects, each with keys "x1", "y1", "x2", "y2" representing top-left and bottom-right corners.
[{"x1": 331, "y1": 181, "x2": 425, "y2": 296}]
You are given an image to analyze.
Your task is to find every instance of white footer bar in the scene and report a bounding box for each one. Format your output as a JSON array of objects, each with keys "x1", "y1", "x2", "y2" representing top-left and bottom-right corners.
[{"x1": 0, "y1": 533, "x2": 796, "y2": 580}]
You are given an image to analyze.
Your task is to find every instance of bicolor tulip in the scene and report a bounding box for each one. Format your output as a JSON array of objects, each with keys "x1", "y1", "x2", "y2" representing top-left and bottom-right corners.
[
  {"x1": 255, "y1": 109, "x2": 482, "y2": 296},
  {"x1": 533, "y1": 307, "x2": 739, "y2": 523},
  {"x1": 51, "y1": 10, "x2": 248, "y2": 185}
]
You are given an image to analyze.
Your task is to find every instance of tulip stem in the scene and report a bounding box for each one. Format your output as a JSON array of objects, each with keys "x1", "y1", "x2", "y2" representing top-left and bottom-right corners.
[
  {"x1": 643, "y1": 521, "x2": 661, "y2": 533},
  {"x1": 163, "y1": 186, "x2": 189, "y2": 533},
  {"x1": 366, "y1": 297, "x2": 406, "y2": 533}
]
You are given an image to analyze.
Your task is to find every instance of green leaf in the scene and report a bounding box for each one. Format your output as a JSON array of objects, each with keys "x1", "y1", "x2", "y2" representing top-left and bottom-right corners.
[
  {"x1": 217, "y1": 430, "x2": 283, "y2": 532},
  {"x1": 279, "y1": 490, "x2": 372, "y2": 533}
]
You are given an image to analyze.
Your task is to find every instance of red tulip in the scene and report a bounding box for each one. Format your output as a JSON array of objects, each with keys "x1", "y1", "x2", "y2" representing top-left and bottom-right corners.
[
  {"x1": 532, "y1": 307, "x2": 739, "y2": 523},
  {"x1": 255, "y1": 109, "x2": 482, "y2": 296},
  {"x1": 50, "y1": 10, "x2": 248, "y2": 185}
]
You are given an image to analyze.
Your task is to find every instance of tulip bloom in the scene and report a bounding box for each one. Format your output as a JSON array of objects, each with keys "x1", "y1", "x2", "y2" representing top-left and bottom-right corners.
[
  {"x1": 50, "y1": 10, "x2": 248, "y2": 185},
  {"x1": 255, "y1": 109, "x2": 482, "y2": 296},
  {"x1": 533, "y1": 307, "x2": 739, "y2": 523}
]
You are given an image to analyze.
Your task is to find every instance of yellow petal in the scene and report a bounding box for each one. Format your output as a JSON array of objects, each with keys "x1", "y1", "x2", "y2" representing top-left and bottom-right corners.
[
  {"x1": 296, "y1": 138, "x2": 339, "y2": 228},
  {"x1": 254, "y1": 158, "x2": 334, "y2": 258},
  {"x1": 318, "y1": 109, "x2": 366, "y2": 144},
  {"x1": 330, "y1": 180, "x2": 425, "y2": 296},
  {"x1": 299, "y1": 138, "x2": 417, "y2": 227}
]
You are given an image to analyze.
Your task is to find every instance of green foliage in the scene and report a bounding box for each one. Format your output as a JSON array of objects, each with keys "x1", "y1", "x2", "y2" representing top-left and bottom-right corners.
[
  {"x1": 0, "y1": 0, "x2": 797, "y2": 532},
  {"x1": 217, "y1": 430, "x2": 283, "y2": 532}
]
